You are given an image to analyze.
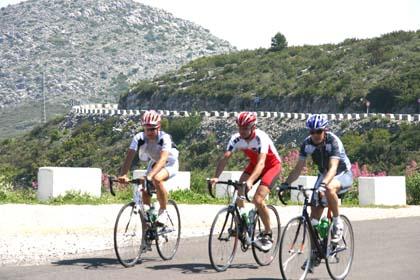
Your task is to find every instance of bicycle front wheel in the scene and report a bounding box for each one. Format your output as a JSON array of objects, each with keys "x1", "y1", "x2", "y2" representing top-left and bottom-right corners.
[
  {"x1": 114, "y1": 202, "x2": 145, "y2": 267},
  {"x1": 326, "y1": 215, "x2": 354, "y2": 280},
  {"x1": 252, "y1": 204, "x2": 281, "y2": 266},
  {"x1": 156, "y1": 199, "x2": 181, "y2": 260},
  {"x1": 208, "y1": 207, "x2": 239, "y2": 272},
  {"x1": 279, "y1": 216, "x2": 312, "y2": 280}
]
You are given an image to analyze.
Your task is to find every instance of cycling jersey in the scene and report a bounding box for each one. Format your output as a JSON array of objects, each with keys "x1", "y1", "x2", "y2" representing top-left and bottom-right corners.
[
  {"x1": 227, "y1": 129, "x2": 281, "y2": 168},
  {"x1": 299, "y1": 132, "x2": 351, "y2": 175},
  {"x1": 129, "y1": 131, "x2": 179, "y2": 165}
]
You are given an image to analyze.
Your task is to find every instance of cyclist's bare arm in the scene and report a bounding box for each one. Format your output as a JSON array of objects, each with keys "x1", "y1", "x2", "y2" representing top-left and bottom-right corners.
[
  {"x1": 210, "y1": 151, "x2": 232, "y2": 185},
  {"x1": 118, "y1": 149, "x2": 137, "y2": 183},
  {"x1": 284, "y1": 159, "x2": 306, "y2": 184},
  {"x1": 321, "y1": 158, "x2": 339, "y2": 185},
  {"x1": 147, "y1": 150, "x2": 169, "y2": 180},
  {"x1": 246, "y1": 153, "x2": 266, "y2": 188}
]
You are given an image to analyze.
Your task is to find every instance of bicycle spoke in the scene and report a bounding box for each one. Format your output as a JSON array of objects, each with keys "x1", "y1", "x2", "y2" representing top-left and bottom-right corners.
[
  {"x1": 156, "y1": 200, "x2": 181, "y2": 260},
  {"x1": 208, "y1": 207, "x2": 238, "y2": 272},
  {"x1": 326, "y1": 215, "x2": 354, "y2": 280},
  {"x1": 114, "y1": 202, "x2": 144, "y2": 267},
  {"x1": 279, "y1": 217, "x2": 311, "y2": 280},
  {"x1": 252, "y1": 205, "x2": 281, "y2": 266}
]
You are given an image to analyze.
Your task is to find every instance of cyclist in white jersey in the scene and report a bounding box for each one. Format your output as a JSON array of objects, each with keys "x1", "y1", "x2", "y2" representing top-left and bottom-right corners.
[
  {"x1": 118, "y1": 110, "x2": 179, "y2": 224},
  {"x1": 210, "y1": 112, "x2": 282, "y2": 251}
]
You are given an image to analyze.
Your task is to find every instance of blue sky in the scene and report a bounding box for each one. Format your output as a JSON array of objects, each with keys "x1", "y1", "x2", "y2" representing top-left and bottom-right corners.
[{"x1": 1, "y1": 0, "x2": 419, "y2": 49}]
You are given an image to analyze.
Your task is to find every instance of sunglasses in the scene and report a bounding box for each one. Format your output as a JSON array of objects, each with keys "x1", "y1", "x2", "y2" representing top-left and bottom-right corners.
[
  {"x1": 309, "y1": 129, "x2": 324, "y2": 135},
  {"x1": 145, "y1": 127, "x2": 158, "y2": 132}
]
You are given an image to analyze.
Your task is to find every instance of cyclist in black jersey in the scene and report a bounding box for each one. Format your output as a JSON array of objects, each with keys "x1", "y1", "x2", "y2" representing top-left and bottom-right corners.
[{"x1": 282, "y1": 114, "x2": 353, "y2": 270}]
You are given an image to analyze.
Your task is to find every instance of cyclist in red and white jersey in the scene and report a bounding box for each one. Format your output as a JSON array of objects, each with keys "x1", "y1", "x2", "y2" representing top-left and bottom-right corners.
[
  {"x1": 118, "y1": 110, "x2": 179, "y2": 225},
  {"x1": 210, "y1": 112, "x2": 282, "y2": 251}
]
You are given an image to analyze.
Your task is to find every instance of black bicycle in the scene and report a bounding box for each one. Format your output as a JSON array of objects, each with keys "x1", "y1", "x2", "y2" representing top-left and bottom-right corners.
[
  {"x1": 109, "y1": 176, "x2": 181, "y2": 267},
  {"x1": 277, "y1": 184, "x2": 354, "y2": 280},
  {"x1": 207, "y1": 179, "x2": 281, "y2": 272}
]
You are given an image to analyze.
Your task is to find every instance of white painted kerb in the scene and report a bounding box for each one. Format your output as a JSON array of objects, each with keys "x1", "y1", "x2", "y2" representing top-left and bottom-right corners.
[{"x1": 37, "y1": 167, "x2": 102, "y2": 201}]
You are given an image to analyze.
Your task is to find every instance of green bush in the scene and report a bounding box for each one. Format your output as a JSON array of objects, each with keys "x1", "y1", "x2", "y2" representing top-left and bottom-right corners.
[
  {"x1": 406, "y1": 173, "x2": 420, "y2": 205},
  {"x1": 166, "y1": 116, "x2": 201, "y2": 144}
]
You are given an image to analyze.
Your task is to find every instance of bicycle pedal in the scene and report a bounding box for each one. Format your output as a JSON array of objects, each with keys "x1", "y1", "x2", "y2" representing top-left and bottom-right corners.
[{"x1": 141, "y1": 245, "x2": 152, "y2": 253}]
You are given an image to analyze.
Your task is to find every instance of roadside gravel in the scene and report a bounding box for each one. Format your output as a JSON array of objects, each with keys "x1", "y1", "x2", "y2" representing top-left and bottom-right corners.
[{"x1": 1, "y1": 204, "x2": 420, "y2": 266}]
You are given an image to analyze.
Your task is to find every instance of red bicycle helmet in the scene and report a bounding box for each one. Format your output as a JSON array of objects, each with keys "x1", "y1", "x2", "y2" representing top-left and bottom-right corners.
[
  {"x1": 236, "y1": 112, "x2": 257, "y2": 127},
  {"x1": 141, "y1": 110, "x2": 161, "y2": 127}
]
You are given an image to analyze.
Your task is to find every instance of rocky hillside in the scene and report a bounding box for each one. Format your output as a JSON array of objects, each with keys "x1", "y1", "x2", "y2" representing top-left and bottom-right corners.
[
  {"x1": 0, "y1": 0, "x2": 234, "y2": 107},
  {"x1": 120, "y1": 31, "x2": 420, "y2": 113},
  {"x1": 0, "y1": 0, "x2": 234, "y2": 137}
]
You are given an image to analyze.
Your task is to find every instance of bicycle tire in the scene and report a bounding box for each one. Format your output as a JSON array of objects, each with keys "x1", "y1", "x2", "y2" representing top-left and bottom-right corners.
[
  {"x1": 156, "y1": 199, "x2": 181, "y2": 260},
  {"x1": 326, "y1": 214, "x2": 354, "y2": 280},
  {"x1": 208, "y1": 207, "x2": 239, "y2": 272},
  {"x1": 114, "y1": 202, "x2": 145, "y2": 267},
  {"x1": 252, "y1": 204, "x2": 281, "y2": 266},
  {"x1": 279, "y1": 216, "x2": 312, "y2": 280}
]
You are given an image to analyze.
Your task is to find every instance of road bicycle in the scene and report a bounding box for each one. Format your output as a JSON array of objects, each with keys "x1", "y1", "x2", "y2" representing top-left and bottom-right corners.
[
  {"x1": 207, "y1": 179, "x2": 281, "y2": 272},
  {"x1": 108, "y1": 176, "x2": 181, "y2": 267},
  {"x1": 277, "y1": 184, "x2": 354, "y2": 280}
]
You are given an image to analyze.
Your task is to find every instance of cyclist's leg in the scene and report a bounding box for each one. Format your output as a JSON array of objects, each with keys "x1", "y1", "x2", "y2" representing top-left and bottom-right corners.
[
  {"x1": 309, "y1": 175, "x2": 325, "y2": 221},
  {"x1": 326, "y1": 170, "x2": 353, "y2": 217},
  {"x1": 152, "y1": 168, "x2": 170, "y2": 210},
  {"x1": 253, "y1": 164, "x2": 280, "y2": 233},
  {"x1": 328, "y1": 171, "x2": 353, "y2": 242},
  {"x1": 237, "y1": 170, "x2": 251, "y2": 208},
  {"x1": 325, "y1": 179, "x2": 341, "y2": 217},
  {"x1": 151, "y1": 159, "x2": 179, "y2": 210},
  {"x1": 253, "y1": 184, "x2": 271, "y2": 232}
]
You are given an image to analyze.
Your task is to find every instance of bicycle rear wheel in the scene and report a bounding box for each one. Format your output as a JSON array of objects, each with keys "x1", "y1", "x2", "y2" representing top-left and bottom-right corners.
[
  {"x1": 208, "y1": 207, "x2": 239, "y2": 272},
  {"x1": 326, "y1": 215, "x2": 354, "y2": 280},
  {"x1": 252, "y1": 205, "x2": 281, "y2": 266},
  {"x1": 279, "y1": 216, "x2": 312, "y2": 280},
  {"x1": 156, "y1": 200, "x2": 181, "y2": 260},
  {"x1": 114, "y1": 202, "x2": 145, "y2": 267}
]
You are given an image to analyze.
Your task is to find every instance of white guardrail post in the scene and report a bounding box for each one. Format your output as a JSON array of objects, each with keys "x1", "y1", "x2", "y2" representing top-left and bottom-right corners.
[
  {"x1": 72, "y1": 104, "x2": 420, "y2": 123},
  {"x1": 37, "y1": 167, "x2": 102, "y2": 201},
  {"x1": 132, "y1": 170, "x2": 190, "y2": 192}
]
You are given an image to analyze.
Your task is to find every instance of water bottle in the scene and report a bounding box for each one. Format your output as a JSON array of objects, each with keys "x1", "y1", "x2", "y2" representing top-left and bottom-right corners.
[
  {"x1": 239, "y1": 208, "x2": 248, "y2": 227},
  {"x1": 149, "y1": 203, "x2": 157, "y2": 223},
  {"x1": 318, "y1": 217, "x2": 330, "y2": 239},
  {"x1": 248, "y1": 209, "x2": 256, "y2": 228},
  {"x1": 248, "y1": 209, "x2": 256, "y2": 236},
  {"x1": 241, "y1": 212, "x2": 248, "y2": 226}
]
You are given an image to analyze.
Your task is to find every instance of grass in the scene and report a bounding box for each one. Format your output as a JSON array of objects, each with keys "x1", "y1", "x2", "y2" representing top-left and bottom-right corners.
[
  {"x1": 0, "y1": 187, "x2": 226, "y2": 205},
  {"x1": 0, "y1": 187, "x2": 411, "y2": 208}
]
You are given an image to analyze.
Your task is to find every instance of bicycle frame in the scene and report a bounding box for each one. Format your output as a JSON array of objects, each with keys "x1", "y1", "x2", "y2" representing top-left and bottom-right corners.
[
  {"x1": 109, "y1": 177, "x2": 166, "y2": 235},
  {"x1": 209, "y1": 180, "x2": 255, "y2": 247},
  {"x1": 297, "y1": 189, "x2": 328, "y2": 260},
  {"x1": 278, "y1": 185, "x2": 330, "y2": 259}
]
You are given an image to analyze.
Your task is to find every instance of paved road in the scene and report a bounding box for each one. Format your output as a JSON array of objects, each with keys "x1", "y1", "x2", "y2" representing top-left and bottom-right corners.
[{"x1": 1, "y1": 217, "x2": 419, "y2": 280}]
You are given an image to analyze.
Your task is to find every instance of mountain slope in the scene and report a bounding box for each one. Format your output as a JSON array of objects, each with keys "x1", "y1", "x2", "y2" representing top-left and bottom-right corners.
[
  {"x1": 0, "y1": 0, "x2": 234, "y2": 137},
  {"x1": 120, "y1": 30, "x2": 420, "y2": 113}
]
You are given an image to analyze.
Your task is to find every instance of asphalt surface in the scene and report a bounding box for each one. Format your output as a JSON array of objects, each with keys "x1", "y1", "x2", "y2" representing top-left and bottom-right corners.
[{"x1": 1, "y1": 217, "x2": 419, "y2": 280}]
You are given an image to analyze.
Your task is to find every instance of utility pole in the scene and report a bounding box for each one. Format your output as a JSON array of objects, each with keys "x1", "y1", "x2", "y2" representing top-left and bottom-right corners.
[{"x1": 41, "y1": 65, "x2": 47, "y2": 123}]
